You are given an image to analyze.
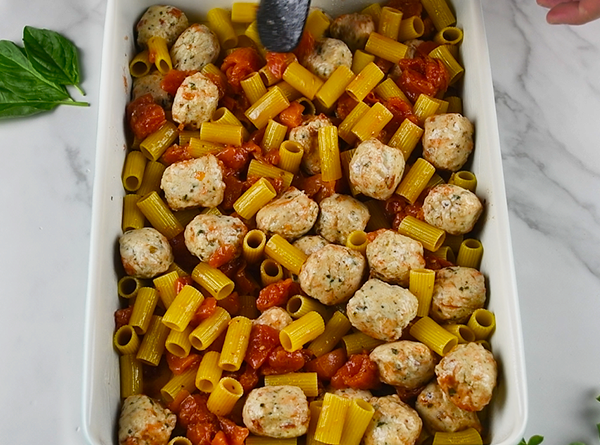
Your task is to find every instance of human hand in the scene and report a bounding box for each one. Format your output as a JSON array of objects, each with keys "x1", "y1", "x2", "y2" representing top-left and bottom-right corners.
[{"x1": 537, "y1": 0, "x2": 600, "y2": 25}]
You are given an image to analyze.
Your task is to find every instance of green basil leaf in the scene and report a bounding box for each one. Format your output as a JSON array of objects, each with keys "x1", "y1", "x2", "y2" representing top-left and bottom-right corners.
[
  {"x1": 0, "y1": 40, "x2": 70, "y2": 102},
  {"x1": 22, "y1": 26, "x2": 84, "y2": 95},
  {"x1": 0, "y1": 85, "x2": 58, "y2": 119}
]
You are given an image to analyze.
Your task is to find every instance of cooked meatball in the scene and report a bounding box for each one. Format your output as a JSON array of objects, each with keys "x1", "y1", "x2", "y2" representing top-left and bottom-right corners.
[
  {"x1": 288, "y1": 114, "x2": 332, "y2": 175},
  {"x1": 304, "y1": 38, "x2": 352, "y2": 80},
  {"x1": 370, "y1": 341, "x2": 435, "y2": 390},
  {"x1": 315, "y1": 193, "x2": 370, "y2": 245},
  {"x1": 256, "y1": 187, "x2": 319, "y2": 240},
  {"x1": 429, "y1": 266, "x2": 486, "y2": 324},
  {"x1": 136, "y1": 5, "x2": 189, "y2": 48},
  {"x1": 423, "y1": 184, "x2": 483, "y2": 236},
  {"x1": 415, "y1": 381, "x2": 482, "y2": 433},
  {"x1": 160, "y1": 155, "x2": 225, "y2": 210},
  {"x1": 366, "y1": 230, "x2": 425, "y2": 287},
  {"x1": 184, "y1": 214, "x2": 247, "y2": 263},
  {"x1": 118, "y1": 394, "x2": 176, "y2": 445},
  {"x1": 347, "y1": 278, "x2": 418, "y2": 341},
  {"x1": 293, "y1": 235, "x2": 329, "y2": 256},
  {"x1": 298, "y1": 244, "x2": 366, "y2": 306},
  {"x1": 422, "y1": 113, "x2": 474, "y2": 172},
  {"x1": 132, "y1": 71, "x2": 173, "y2": 109},
  {"x1": 435, "y1": 342, "x2": 497, "y2": 412},
  {"x1": 363, "y1": 395, "x2": 422, "y2": 445},
  {"x1": 119, "y1": 228, "x2": 173, "y2": 279},
  {"x1": 329, "y1": 13, "x2": 375, "y2": 52},
  {"x1": 242, "y1": 386, "x2": 310, "y2": 438},
  {"x1": 170, "y1": 23, "x2": 220, "y2": 71},
  {"x1": 171, "y1": 72, "x2": 219, "y2": 129},
  {"x1": 349, "y1": 138, "x2": 405, "y2": 201},
  {"x1": 254, "y1": 306, "x2": 293, "y2": 331}
]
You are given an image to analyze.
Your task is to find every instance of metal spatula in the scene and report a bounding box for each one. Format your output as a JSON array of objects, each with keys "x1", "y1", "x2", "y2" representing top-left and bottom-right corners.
[{"x1": 256, "y1": 0, "x2": 311, "y2": 53}]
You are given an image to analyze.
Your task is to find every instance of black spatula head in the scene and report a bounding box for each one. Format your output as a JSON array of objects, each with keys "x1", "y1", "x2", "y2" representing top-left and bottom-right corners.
[{"x1": 256, "y1": 0, "x2": 311, "y2": 53}]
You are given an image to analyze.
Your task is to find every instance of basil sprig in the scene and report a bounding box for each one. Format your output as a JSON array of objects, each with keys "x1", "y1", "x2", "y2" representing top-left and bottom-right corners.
[{"x1": 0, "y1": 26, "x2": 88, "y2": 119}]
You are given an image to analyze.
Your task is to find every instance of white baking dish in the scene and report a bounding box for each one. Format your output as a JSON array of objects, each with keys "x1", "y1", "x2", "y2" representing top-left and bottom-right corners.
[{"x1": 82, "y1": 0, "x2": 528, "y2": 443}]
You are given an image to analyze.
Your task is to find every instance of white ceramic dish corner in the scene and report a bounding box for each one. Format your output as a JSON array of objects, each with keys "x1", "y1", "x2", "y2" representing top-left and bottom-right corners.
[{"x1": 82, "y1": 1, "x2": 528, "y2": 443}]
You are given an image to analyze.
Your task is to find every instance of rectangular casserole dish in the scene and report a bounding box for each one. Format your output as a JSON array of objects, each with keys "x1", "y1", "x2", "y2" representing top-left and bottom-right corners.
[{"x1": 82, "y1": 0, "x2": 528, "y2": 443}]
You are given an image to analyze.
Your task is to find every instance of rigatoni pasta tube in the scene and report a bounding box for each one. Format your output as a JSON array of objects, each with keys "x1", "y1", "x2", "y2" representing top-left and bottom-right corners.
[
  {"x1": 346, "y1": 230, "x2": 368, "y2": 254},
  {"x1": 378, "y1": 6, "x2": 403, "y2": 40},
  {"x1": 431, "y1": 245, "x2": 456, "y2": 263},
  {"x1": 191, "y1": 262, "x2": 235, "y2": 300},
  {"x1": 338, "y1": 101, "x2": 370, "y2": 144},
  {"x1": 122, "y1": 150, "x2": 147, "y2": 192},
  {"x1": 449, "y1": 170, "x2": 477, "y2": 192},
  {"x1": 345, "y1": 62, "x2": 385, "y2": 102},
  {"x1": 140, "y1": 121, "x2": 178, "y2": 161},
  {"x1": 456, "y1": 238, "x2": 484, "y2": 269},
  {"x1": 137, "y1": 160, "x2": 166, "y2": 196},
  {"x1": 282, "y1": 61, "x2": 324, "y2": 100},
  {"x1": 421, "y1": 0, "x2": 457, "y2": 31},
  {"x1": 196, "y1": 351, "x2": 222, "y2": 392},
  {"x1": 413, "y1": 94, "x2": 441, "y2": 124},
  {"x1": 113, "y1": 325, "x2": 140, "y2": 355},
  {"x1": 200, "y1": 122, "x2": 244, "y2": 147},
  {"x1": 262, "y1": 119, "x2": 287, "y2": 152},
  {"x1": 351, "y1": 102, "x2": 393, "y2": 142},
  {"x1": 153, "y1": 270, "x2": 180, "y2": 309},
  {"x1": 395, "y1": 158, "x2": 436, "y2": 204},
  {"x1": 247, "y1": 159, "x2": 294, "y2": 189},
  {"x1": 264, "y1": 373, "x2": 319, "y2": 397},
  {"x1": 129, "y1": 50, "x2": 151, "y2": 77},
  {"x1": 207, "y1": 8, "x2": 238, "y2": 49},
  {"x1": 189, "y1": 307, "x2": 231, "y2": 350},
  {"x1": 188, "y1": 138, "x2": 223, "y2": 157},
  {"x1": 443, "y1": 324, "x2": 476, "y2": 344},
  {"x1": 315, "y1": 65, "x2": 355, "y2": 109},
  {"x1": 374, "y1": 77, "x2": 410, "y2": 104},
  {"x1": 307, "y1": 311, "x2": 352, "y2": 357},
  {"x1": 364, "y1": 32, "x2": 408, "y2": 63},
  {"x1": 136, "y1": 315, "x2": 170, "y2": 366},
  {"x1": 398, "y1": 16, "x2": 425, "y2": 41},
  {"x1": 219, "y1": 316, "x2": 253, "y2": 372},
  {"x1": 342, "y1": 331, "x2": 385, "y2": 355},
  {"x1": 168, "y1": 437, "x2": 193, "y2": 445},
  {"x1": 280, "y1": 311, "x2": 325, "y2": 352},
  {"x1": 468, "y1": 309, "x2": 496, "y2": 340},
  {"x1": 351, "y1": 50, "x2": 375, "y2": 74},
  {"x1": 318, "y1": 126, "x2": 342, "y2": 181},
  {"x1": 410, "y1": 316, "x2": 458, "y2": 356},
  {"x1": 361, "y1": 2, "x2": 382, "y2": 23},
  {"x1": 147, "y1": 36, "x2": 172, "y2": 73},
  {"x1": 260, "y1": 259, "x2": 284, "y2": 287},
  {"x1": 239, "y1": 294, "x2": 259, "y2": 320},
  {"x1": 231, "y1": 2, "x2": 258, "y2": 22},
  {"x1": 432, "y1": 428, "x2": 482, "y2": 445},
  {"x1": 398, "y1": 215, "x2": 446, "y2": 252},
  {"x1": 429, "y1": 44, "x2": 464, "y2": 85},
  {"x1": 129, "y1": 287, "x2": 160, "y2": 335},
  {"x1": 233, "y1": 177, "x2": 277, "y2": 219},
  {"x1": 165, "y1": 325, "x2": 194, "y2": 358},
  {"x1": 434, "y1": 26, "x2": 463, "y2": 45},
  {"x1": 305, "y1": 8, "x2": 331, "y2": 39},
  {"x1": 387, "y1": 118, "x2": 424, "y2": 160},
  {"x1": 241, "y1": 71, "x2": 268, "y2": 105},
  {"x1": 265, "y1": 234, "x2": 308, "y2": 275},
  {"x1": 162, "y1": 285, "x2": 205, "y2": 332},
  {"x1": 207, "y1": 377, "x2": 244, "y2": 416},
  {"x1": 136, "y1": 191, "x2": 183, "y2": 239},
  {"x1": 409, "y1": 268, "x2": 436, "y2": 318},
  {"x1": 120, "y1": 354, "x2": 143, "y2": 399},
  {"x1": 160, "y1": 363, "x2": 199, "y2": 403},
  {"x1": 339, "y1": 398, "x2": 375, "y2": 445},
  {"x1": 286, "y1": 295, "x2": 331, "y2": 321},
  {"x1": 245, "y1": 86, "x2": 290, "y2": 129},
  {"x1": 118, "y1": 275, "x2": 143, "y2": 299},
  {"x1": 243, "y1": 229, "x2": 267, "y2": 264},
  {"x1": 278, "y1": 140, "x2": 304, "y2": 174},
  {"x1": 122, "y1": 194, "x2": 145, "y2": 232},
  {"x1": 314, "y1": 393, "x2": 350, "y2": 444}
]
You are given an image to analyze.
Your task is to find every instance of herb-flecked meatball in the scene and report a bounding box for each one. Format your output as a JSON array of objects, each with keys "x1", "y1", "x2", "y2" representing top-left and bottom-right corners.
[
  {"x1": 299, "y1": 244, "x2": 366, "y2": 305},
  {"x1": 429, "y1": 266, "x2": 486, "y2": 324},
  {"x1": 370, "y1": 341, "x2": 435, "y2": 390},
  {"x1": 242, "y1": 386, "x2": 310, "y2": 438},
  {"x1": 118, "y1": 394, "x2": 176, "y2": 445},
  {"x1": 423, "y1": 184, "x2": 483, "y2": 236},
  {"x1": 170, "y1": 23, "x2": 220, "y2": 71},
  {"x1": 119, "y1": 227, "x2": 174, "y2": 279},
  {"x1": 288, "y1": 114, "x2": 332, "y2": 175},
  {"x1": 136, "y1": 5, "x2": 189, "y2": 48},
  {"x1": 293, "y1": 235, "x2": 329, "y2": 256},
  {"x1": 435, "y1": 342, "x2": 497, "y2": 412},
  {"x1": 304, "y1": 38, "x2": 352, "y2": 80},
  {"x1": 362, "y1": 395, "x2": 422, "y2": 445},
  {"x1": 315, "y1": 193, "x2": 370, "y2": 245},
  {"x1": 347, "y1": 278, "x2": 418, "y2": 341},
  {"x1": 329, "y1": 13, "x2": 376, "y2": 52},
  {"x1": 184, "y1": 214, "x2": 247, "y2": 264},
  {"x1": 171, "y1": 72, "x2": 219, "y2": 129},
  {"x1": 132, "y1": 71, "x2": 173, "y2": 109},
  {"x1": 422, "y1": 113, "x2": 474, "y2": 172}
]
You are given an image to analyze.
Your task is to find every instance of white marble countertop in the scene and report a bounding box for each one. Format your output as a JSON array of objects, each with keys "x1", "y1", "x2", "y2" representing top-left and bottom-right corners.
[{"x1": 1, "y1": 0, "x2": 599, "y2": 443}]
